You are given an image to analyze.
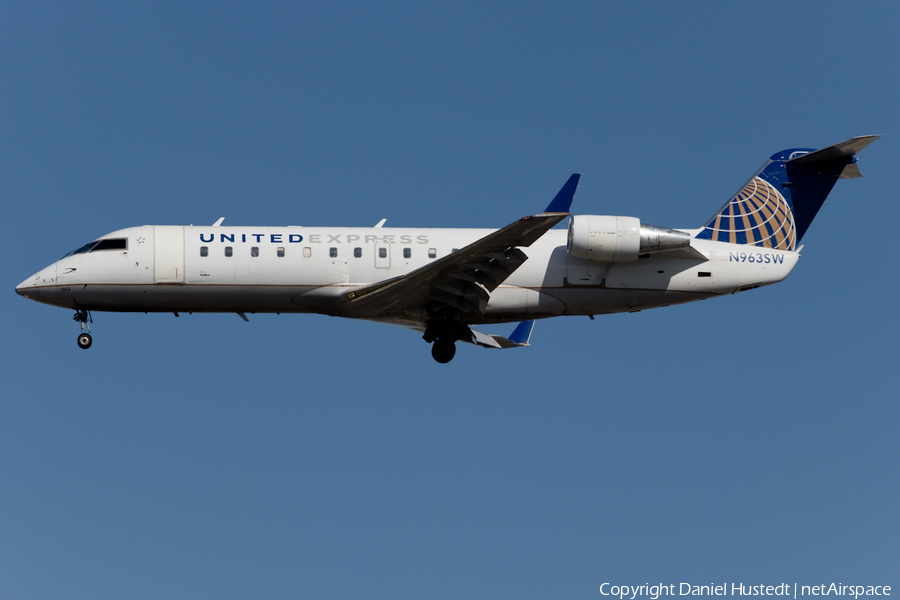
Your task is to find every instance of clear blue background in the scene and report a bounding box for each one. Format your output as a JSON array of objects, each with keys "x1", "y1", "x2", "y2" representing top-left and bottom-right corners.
[{"x1": 2, "y1": 2, "x2": 897, "y2": 598}]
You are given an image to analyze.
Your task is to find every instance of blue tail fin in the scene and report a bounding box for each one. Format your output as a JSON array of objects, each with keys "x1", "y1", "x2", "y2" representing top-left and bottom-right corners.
[{"x1": 695, "y1": 136, "x2": 880, "y2": 250}]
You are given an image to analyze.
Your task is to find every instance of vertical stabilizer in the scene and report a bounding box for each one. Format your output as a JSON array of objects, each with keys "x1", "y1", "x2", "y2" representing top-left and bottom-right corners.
[{"x1": 695, "y1": 135, "x2": 880, "y2": 249}]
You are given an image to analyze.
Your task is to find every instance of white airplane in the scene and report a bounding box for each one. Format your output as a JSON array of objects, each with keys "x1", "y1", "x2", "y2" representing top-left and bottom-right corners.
[{"x1": 17, "y1": 135, "x2": 879, "y2": 363}]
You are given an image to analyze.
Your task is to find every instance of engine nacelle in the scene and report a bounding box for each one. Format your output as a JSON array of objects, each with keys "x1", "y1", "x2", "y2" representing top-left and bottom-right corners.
[{"x1": 567, "y1": 215, "x2": 691, "y2": 262}]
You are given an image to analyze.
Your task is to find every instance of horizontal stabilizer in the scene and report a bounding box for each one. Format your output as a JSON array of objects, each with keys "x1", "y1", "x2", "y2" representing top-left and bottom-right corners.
[{"x1": 787, "y1": 135, "x2": 881, "y2": 166}]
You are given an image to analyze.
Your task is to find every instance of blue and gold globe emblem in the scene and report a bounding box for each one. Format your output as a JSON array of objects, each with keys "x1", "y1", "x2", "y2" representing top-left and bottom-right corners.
[{"x1": 704, "y1": 177, "x2": 796, "y2": 251}]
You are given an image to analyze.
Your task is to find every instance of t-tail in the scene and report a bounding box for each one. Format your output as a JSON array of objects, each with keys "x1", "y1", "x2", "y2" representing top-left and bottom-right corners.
[{"x1": 695, "y1": 135, "x2": 881, "y2": 250}]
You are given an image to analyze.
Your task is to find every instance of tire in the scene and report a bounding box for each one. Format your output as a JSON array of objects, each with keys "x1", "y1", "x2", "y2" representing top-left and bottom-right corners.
[
  {"x1": 431, "y1": 339, "x2": 456, "y2": 363},
  {"x1": 77, "y1": 333, "x2": 92, "y2": 349}
]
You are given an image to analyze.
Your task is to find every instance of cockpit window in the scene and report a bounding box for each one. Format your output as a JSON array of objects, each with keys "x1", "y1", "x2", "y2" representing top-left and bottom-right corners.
[
  {"x1": 64, "y1": 242, "x2": 98, "y2": 257},
  {"x1": 91, "y1": 238, "x2": 127, "y2": 251},
  {"x1": 63, "y1": 238, "x2": 128, "y2": 258}
]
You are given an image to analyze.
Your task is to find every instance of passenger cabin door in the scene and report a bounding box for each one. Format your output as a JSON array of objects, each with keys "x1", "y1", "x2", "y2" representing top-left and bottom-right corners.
[{"x1": 154, "y1": 226, "x2": 185, "y2": 283}]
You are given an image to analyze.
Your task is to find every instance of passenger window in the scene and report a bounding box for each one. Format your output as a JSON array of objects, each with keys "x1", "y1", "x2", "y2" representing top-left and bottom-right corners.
[
  {"x1": 329, "y1": 247, "x2": 338, "y2": 258},
  {"x1": 225, "y1": 246, "x2": 233, "y2": 257},
  {"x1": 354, "y1": 247, "x2": 362, "y2": 258},
  {"x1": 378, "y1": 248, "x2": 387, "y2": 258},
  {"x1": 302, "y1": 247, "x2": 310, "y2": 258},
  {"x1": 403, "y1": 248, "x2": 411, "y2": 259},
  {"x1": 200, "y1": 246, "x2": 208, "y2": 257},
  {"x1": 428, "y1": 248, "x2": 436, "y2": 258},
  {"x1": 251, "y1": 247, "x2": 259, "y2": 257},
  {"x1": 278, "y1": 247, "x2": 286, "y2": 258}
]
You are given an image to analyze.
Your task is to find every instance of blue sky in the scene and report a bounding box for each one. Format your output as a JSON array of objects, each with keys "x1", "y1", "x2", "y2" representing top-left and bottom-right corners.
[{"x1": 2, "y1": 2, "x2": 897, "y2": 599}]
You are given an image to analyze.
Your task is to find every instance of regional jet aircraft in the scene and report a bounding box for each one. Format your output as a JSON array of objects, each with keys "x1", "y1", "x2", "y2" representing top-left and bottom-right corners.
[{"x1": 16, "y1": 136, "x2": 879, "y2": 362}]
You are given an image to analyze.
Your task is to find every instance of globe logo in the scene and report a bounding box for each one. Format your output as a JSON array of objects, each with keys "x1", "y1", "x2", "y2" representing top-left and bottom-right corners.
[{"x1": 703, "y1": 177, "x2": 796, "y2": 251}]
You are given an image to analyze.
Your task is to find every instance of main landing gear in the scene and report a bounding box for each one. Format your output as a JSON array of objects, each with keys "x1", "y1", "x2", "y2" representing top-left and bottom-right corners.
[
  {"x1": 431, "y1": 338, "x2": 456, "y2": 363},
  {"x1": 74, "y1": 309, "x2": 92, "y2": 349},
  {"x1": 423, "y1": 317, "x2": 461, "y2": 364}
]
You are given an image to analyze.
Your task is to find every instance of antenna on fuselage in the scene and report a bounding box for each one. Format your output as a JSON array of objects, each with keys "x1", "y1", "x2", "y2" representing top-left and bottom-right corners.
[
  {"x1": 212, "y1": 217, "x2": 225, "y2": 226},
  {"x1": 374, "y1": 219, "x2": 386, "y2": 228}
]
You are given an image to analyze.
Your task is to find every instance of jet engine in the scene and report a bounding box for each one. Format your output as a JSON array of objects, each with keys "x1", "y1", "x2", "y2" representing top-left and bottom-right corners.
[{"x1": 567, "y1": 215, "x2": 692, "y2": 262}]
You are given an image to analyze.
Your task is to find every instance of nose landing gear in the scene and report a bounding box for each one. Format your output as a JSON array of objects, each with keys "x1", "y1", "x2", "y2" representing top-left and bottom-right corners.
[{"x1": 74, "y1": 309, "x2": 93, "y2": 349}]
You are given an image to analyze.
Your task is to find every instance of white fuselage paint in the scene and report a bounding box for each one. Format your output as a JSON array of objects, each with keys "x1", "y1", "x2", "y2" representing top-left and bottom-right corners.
[{"x1": 16, "y1": 224, "x2": 799, "y2": 325}]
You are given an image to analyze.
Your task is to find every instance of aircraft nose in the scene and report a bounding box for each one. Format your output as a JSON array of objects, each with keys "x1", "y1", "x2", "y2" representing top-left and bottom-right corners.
[
  {"x1": 16, "y1": 264, "x2": 56, "y2": 299},
  {"x1": 16, "y1": 273, "x2": 40, "y2": 296},
  {"x1": 16, "y1": 275, "x2": 35, "y2": 296}
]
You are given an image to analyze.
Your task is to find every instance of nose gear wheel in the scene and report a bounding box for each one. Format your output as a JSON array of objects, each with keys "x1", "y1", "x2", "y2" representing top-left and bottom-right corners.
[{"x1": 74, "y1": 309, "x2": 93, "y2": 350}]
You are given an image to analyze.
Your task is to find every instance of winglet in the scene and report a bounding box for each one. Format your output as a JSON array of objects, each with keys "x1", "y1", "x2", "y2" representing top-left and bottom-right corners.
[
  {"x1": 507, "y1": 320, "x2": 535, "y2": 345},
  {"x1": 543, "y1": 173, "x2": 581, "y2": 213}
]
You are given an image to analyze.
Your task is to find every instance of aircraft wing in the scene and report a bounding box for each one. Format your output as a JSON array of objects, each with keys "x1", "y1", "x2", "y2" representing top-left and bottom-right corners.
[
  {"x1": 340, "y1": 212, "x2": 568, "y2": 321},
  {"x1": 467, "y1": 320, "x2": 535, "y2": 348}
]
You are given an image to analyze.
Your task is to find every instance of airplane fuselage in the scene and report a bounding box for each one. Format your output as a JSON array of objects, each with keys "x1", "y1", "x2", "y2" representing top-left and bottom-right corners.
[{"x1": 18, "y1": 224, "x2": 798, "y2": 325}]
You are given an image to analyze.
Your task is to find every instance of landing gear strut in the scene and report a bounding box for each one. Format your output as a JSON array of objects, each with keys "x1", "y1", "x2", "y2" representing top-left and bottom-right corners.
[{"x1": 74, "y1": 309, "x2": 92, "y2": 349}]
